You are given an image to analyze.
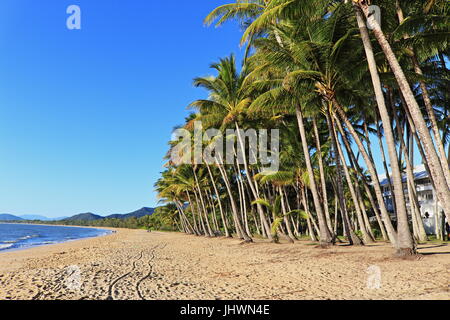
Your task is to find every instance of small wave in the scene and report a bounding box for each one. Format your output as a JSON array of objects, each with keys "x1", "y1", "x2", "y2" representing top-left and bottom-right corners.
[
  {"x1": 18, "y1": 235, "x2": 39, "y2": 241},
  {"x1": 0, "y1": 244, "x2": 14, "y2": 251},
  {"x1": 1, "y1": 240, "x2": 18, "y2": 244},
  {"x1": 39, "y1": 241, "x2": 58, "y2": 245}
]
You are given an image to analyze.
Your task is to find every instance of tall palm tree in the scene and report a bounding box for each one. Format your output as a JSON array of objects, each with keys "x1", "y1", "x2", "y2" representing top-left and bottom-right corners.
[
  {"x1": 189, "y1": 55, "x2": 272, "y2": 241},
  {"x1": 355, "y1": 0, "x2": 450, "y2": 227}
]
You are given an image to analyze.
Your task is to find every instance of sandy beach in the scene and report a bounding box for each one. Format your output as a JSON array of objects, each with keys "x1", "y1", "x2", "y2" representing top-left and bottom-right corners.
[{"x1": 0, "y1": 229, "x2": 448, "y2": 300}]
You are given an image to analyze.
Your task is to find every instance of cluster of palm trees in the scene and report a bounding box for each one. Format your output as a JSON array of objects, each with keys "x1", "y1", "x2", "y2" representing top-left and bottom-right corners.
[{"x1": 155, "y1": 0, "x2": 449, "y2": 257}]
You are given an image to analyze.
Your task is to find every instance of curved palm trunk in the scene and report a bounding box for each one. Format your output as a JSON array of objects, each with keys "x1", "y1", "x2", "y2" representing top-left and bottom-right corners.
[
  {"x1": 411, "y1": 56, "x2": 450, "y2": 185},
  {"x1": 335, "y1": 119, "x2": 386, "y2": 240},
  {"x1": 336, "y1": 120, "x2": 375, "y2": 243},
  {"x1": 284, "y1": 187, "x2": 301, "y2": 237},
  {"x1": 232, "y1": 159, "x2": 252, "y2": 237},
  {"x1": 344, "y1": 7, "x2": 405, "y2": 248},
  {"x1": 395, "y1": 1, "x2": 450, "y2": 188},
  {"x1": 191, "y1": 190, "x2": 207, "y2": 236},
  {"x1": 352, "y1": 161, "x2": 376, "y2": 240},
  {"x1": 334, "y1": 121, "x2": 372, "y2": 244},
  {"x1": 358, "y1": 3, "x2": 450, "y2": 226},
  {"x1": 402, "y1": 102, "x2": 437, "y2": 190},
  {"x1": 312, "y1": 116, "x2": 333, "y2": 232},
  {"x1": 206, "y1": 163, "x2": 231, "y2": 237},
  {"x1": 376, "y1": 117, "x2": 396, "y2": 217},
  {"x1": 326, "y1": 110, "x2": 363, "y2": 245},
  {"x1": 301, "y1": 186, "x2": 318, "y2": 241},
  {"x1": 336, "y1": 101, "x2": 399, "y2": 246},
  {"x1": 175, "y1": 200, "x2": 195, "y2": 235},
  {"x1": 215, "y1": 157, "x2": 251, "y2": 241},
  {"x1": 235, "y1": 122, "x2": 272, "y2": 242},
  {"x1": 408, "y1": 134, "x2": 428, "y2": 242},
  {"x1": 192, "y1": 169, "x2": 214, "y2": 237},
  {"x1": 186, "y1": 192, "x2": 201, "y2": 235},
  {"x1": 296, "y1": 105, "x2": 334, "y2": 246},
  {"x1": 237, "y1": 170, "x2": 252, "y2": 237},
  {"x1": 206, "y1": 188, "x2": 220, "y2": 233},
  {"x1": 354, "y1": 4, "x2": 415, "y2": 255},
  {"x1": 279, "y1": 187, "x2": 296, "y2": 243},
  {"x1": 234, "y1": 165, "x2": 246, "y2": 231},
  {"x1": 392, "y1": 110, "x2": 429, "y2": 243}
]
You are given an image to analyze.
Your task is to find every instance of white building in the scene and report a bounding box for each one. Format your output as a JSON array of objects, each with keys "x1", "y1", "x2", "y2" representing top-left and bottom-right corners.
[{"x1": 378, "y1": 164, "x2": 446, "y2": 236}]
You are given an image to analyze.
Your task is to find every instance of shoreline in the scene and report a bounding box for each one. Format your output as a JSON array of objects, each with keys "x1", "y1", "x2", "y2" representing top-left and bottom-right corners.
[
  {"x1": 0, "y1": 229, "x2": 449, "y2": 300},
  {"x1": 0, "y1": 223, "x2": 116, "y2": 254}
]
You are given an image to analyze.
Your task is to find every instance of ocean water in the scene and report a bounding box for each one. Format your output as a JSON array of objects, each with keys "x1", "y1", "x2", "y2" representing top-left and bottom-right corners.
[{"x1": 0, "y1": 224, "x2": 111, "y2": 252}]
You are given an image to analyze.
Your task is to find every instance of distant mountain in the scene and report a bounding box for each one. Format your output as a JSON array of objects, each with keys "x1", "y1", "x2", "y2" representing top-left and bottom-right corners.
[
  {"x1": 0, "y1": 214, "x2": 24, "y2": 221},
  {"x1": 20, "y1": 215, "x2": 51, "y2": 221},
  {"x1": 63, "y1": 208, "x2": 155, "y2": 221},
  {"x1": 64, "y1": 213, "x2": 104, "y2": 221},
  {"x1": 105, "y1": 207, "x2": 155, "y2": 220},
  {"x1": 51, "y1": 216, "x2": 69, "y2": 221},
  {"x1": 1, "y1": 208, "x2": 155, "y2": 223}
]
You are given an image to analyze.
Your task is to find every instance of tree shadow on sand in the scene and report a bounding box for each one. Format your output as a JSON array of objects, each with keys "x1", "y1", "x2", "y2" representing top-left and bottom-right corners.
[{"x1": 418, "y1": 244, "x2": 450, "y2": 256}]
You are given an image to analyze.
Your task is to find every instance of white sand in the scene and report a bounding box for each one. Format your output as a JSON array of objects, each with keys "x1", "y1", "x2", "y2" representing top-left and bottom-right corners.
[{"x1": 0, "y1": 229, "x2": 448, "y2": 300}]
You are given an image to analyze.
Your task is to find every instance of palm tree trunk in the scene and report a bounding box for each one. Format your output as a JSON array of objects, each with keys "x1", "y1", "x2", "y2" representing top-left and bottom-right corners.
[
  {"x1": 358, "y1": 2, "x2": 450, "y2": 227},
  {"x1": 335, "y1": 119, "x2": 387, "y2": 241},
  {"x1": 392, "y1": 109, "x2": 429, "y2": 243},
  {"x1": 285, "y1": 187, "x2": 301, "y2": 237},
  {"x1": 186, "y1": 192, "x2": 201, "y2": 235},
  {"x1": 335, "y1": 134, "x2": 372, "y2": 244},
  {"x1": 215, "y1": 158, "x2": 250, "y2": 241},
  {"x1": 234, "y1": 164, "x2": 247, "y2": 233},
  {"x1": 235, "y1": 122, "x2": 272, "y2": 241},
  {"x1": 351, "y1": 6, "x2": 414, "y2": 253},
  {"x1": 312, "y1": 116, "x2": 333, "y2": 232},
  {"x1": 280, "y1": 187, "x2": 296, "y2": 243},
  {"x1": 239, "y1": 175, "x2": 252, "y2": 238},
  {"x1": 395, "y1": 1, "x2": 450, "y2": 188},
  {"x1": 192, "y1": 190, "x2": 208, "y2": 236},
  {"x1": 411, "y1": 55, "x2": 450, "y2": 184},
  {"x1": 376, "y1": 116, "x2": 396, "y2": 217},
  {"x1": 301, "y1": 186, "x2": 318, "y2": 241},
  {"x1": 206, "y1": 163, "x2": 231, "y2": 237},
  {"x1": 335, "y1": 102, "x2": 398, "y2": 246},
  {"x1": 295, "y1": 105, "x2": 334, "y2": 246},
  {"x1": 193, "y1": 169, "x2": 214, "y2": 237},
  {"x1": 206, "y1": 188, "x2": 220, "y2": 233},
  {"x1": 326, "y1": 109, "x2": 362, "y2": 245},
  {"x1": 333, "y1": 196, "x2": 339, "y2": 236},
  {"x1": 336, "y1": 121, "x2": 376, "y2": 241},
  {"x1": 175, "y1": 199, "x2": 196, "y2": 235}
]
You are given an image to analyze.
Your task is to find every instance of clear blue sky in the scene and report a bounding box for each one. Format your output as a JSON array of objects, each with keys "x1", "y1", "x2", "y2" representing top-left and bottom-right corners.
[{"x1": 0, "y1": 0, "x2": 245, "y2": 217}]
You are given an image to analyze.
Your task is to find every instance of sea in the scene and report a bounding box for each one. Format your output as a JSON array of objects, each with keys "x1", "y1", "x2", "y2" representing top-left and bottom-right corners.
[{"x1": 0, "y1": 223, "x2": 111, "y2": 252}]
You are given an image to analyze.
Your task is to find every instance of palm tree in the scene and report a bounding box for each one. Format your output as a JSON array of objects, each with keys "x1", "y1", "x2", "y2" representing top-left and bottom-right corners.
[
  {"x1": 350, "y1": 1, "x2": 414, "y2": 255},
  {"x1": 355, "y1": 0, "x2": 450, "y2": 227},
  {"x1": 189, "y1": 55, "x2": 272, "y2": 241}
]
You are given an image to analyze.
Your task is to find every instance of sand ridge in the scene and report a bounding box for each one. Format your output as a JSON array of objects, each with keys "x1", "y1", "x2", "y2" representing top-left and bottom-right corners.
[{"x1": 0, "y1": 229, "x2": 448, "y2": 300}]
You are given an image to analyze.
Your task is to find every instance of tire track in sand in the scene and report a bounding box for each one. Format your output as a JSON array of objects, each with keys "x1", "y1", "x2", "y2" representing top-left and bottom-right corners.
[
  {"x1": 136, "y1": 244, "x2": 166, "y2": 300},
  {"x1": 106, "y1": 251, "x2": 144, "y2": 300}
]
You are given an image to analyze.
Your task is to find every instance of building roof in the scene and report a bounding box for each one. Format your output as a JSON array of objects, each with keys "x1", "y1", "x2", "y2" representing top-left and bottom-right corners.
[{"x1": 379, "y1": 165, "x2": 429, "y2": 187}]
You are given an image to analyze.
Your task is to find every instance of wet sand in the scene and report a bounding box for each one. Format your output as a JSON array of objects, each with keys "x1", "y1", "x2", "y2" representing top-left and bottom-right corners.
[{"x1": 0, "y1": 229, "x2": 448, "y2": 300}]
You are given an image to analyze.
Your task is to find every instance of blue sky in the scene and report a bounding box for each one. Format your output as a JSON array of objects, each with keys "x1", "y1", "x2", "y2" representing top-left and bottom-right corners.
[{"x1": 0, "y1": 0, "x2": 246, "y2": 217}]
